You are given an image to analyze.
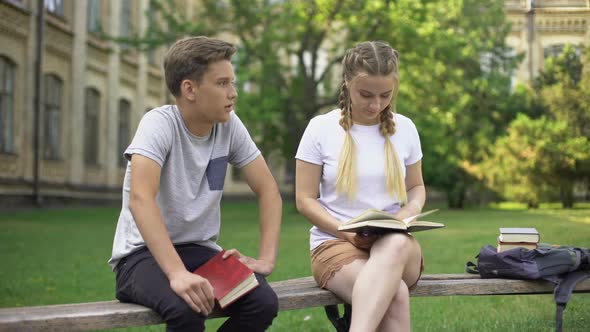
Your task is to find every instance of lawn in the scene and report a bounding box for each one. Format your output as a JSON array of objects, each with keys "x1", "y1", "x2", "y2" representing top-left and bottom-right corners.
[{"x1": 1, "y1": 201, "x2": 589, "y2": 331}]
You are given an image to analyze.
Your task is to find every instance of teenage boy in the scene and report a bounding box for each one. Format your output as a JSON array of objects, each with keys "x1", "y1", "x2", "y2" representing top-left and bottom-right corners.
[{"x1": 108, "y1": 36, "x2": 282, "y2": 332}]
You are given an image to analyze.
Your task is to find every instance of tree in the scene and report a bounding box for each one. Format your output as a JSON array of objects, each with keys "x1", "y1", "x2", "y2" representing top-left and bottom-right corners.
[
  {"x1": 377, "y1": 0, "x2": 519, "y2": 207},
  {"x1": 537, "y1": 45, "x2": 590, "y2": 139},
  {"x1": 137, "y1": 0, "x2": 399, "y2": 174},
  {"x1": 535, "y1": 45, "x2": 590, "y2": 206},
  {"x1": 473, "y1": 114, "x2": 590, "y2": 208},
  {"x1": 470, "y1": 45, "x2": 590, "y2": 208},
  {"x1": 129, "y1": 0, "x2": 518, "y2": 207}
]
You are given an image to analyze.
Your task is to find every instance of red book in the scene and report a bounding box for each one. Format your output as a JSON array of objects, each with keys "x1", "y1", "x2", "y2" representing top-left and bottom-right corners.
[{"x1": 193, "y1": 250, "x2": 259, "y2": 308}]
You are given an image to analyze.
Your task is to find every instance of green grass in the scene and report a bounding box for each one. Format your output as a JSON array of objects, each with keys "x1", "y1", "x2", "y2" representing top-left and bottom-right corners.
[{"x1": 1, "y1": 202, "x2": 589, "y2": 331}]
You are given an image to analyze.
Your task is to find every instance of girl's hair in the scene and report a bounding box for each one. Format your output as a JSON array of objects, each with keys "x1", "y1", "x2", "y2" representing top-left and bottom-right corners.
[{"x1": 336, "y1": 41, "x2": 407, "y2": 204}]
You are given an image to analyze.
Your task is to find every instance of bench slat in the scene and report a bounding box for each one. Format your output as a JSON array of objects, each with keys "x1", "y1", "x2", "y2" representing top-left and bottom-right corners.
[
  {"x1": 412, "y1": 278, "x2": 590, "y2": 296},
  {"x1": 0, "y1": 301, "x2": 163, "y2": 332},
  {"x1": 1, "y1": 274, "x2": 588, "y2": 332}
]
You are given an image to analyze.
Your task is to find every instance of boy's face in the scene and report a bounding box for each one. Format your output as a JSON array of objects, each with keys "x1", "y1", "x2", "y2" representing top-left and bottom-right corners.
[{"x1": 192, "y1": 60, "x2": 237, "y2": 123}]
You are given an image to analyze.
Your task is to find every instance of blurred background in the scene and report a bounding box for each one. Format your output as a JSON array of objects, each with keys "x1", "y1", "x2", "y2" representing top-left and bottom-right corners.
[{"x1": 0, "y1": 0, "x2": 589, "y2": 209}]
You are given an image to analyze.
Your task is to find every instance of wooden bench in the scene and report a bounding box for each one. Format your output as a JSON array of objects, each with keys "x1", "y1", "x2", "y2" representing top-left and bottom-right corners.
[{"x1": 1, "y1": 274, "x2": 589, "y2": 331}]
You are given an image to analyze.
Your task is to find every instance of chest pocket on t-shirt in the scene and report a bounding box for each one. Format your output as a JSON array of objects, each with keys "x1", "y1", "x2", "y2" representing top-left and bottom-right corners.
[{"x1": 206, "y1": 156, "x2": 229, "y2": 191}]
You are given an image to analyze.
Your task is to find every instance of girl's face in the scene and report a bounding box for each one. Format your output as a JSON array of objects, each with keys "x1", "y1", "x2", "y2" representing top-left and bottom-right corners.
[{"x1": 348, "y1": 74, "x2": 395, "y2": 126}]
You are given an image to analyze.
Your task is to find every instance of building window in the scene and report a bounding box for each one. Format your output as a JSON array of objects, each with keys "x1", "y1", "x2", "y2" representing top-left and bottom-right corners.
[
  {"x1": 506, "y1": 47, "x2": 517, "y2": 92},
  {"x1": 147, "y1": 49, "x2": 157, "y2": 65},
  {"x1": 0, "y1": 56, "x2": 16, "y2": 154},
  {"x1": 146, "y1": 2, "x2": 157, "y2": 64},
  {"x1": 43, "y1": 74, "x2": 62, "y2": 160},
  {"x1": 44, "y1": 0, "x2": 64, "y2": 16},
  {"x1": 544, "y1": 43, "x2": 581, "y2": 61},
  {"x1": 84, "y1": 88, "x2": 100, "y2": 165},
  {"x1": 120, "y1": 0, "x2": 132, "y2": 49},
  {"x1": 479, "y1": 52, "x2": 493, "y2": 73},
  {"x1": 118, "y1": 99, "x2": 131, "y2": 168},
  {"x1": 544, "y1": 44, "x2": 566, "y2": 60},
  {"x1": 87, "y1": 0, "x2": 102, "y2": 33}
]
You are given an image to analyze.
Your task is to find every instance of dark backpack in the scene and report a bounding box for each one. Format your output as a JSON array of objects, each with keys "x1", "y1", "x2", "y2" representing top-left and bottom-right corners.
[{"x1": 466, "y1": 243, "x2": 590, "y2": 332}]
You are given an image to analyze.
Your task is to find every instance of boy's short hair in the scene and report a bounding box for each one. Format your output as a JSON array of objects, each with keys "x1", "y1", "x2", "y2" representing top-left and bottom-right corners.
[{"x1": 164, "y1": 36, "x2": 237, "y2": 96}]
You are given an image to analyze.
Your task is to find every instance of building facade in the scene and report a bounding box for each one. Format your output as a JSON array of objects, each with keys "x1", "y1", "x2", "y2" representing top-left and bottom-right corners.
[
  {"x1": 0, "y1": 0, "x2": 173, "y2": 203},
  {"x1": 0, "y1": 0, "x2": 589, "y2": 204},
  {"x1": 506, "y1": 0, "x2": 590, "y2": 82}
]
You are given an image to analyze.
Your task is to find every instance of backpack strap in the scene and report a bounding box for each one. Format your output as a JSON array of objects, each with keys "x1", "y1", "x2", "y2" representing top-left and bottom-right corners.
[
  {"x1": 551, "y1": 270, "x2": 590, "y2": 332},
  {"x1": 465, "y1": 261, "x2": 479, "y2": 274},
  {"x1": 580, "y1": 249, "x2": 590, "y2": 270},
  {"x1": 324, "y1": 304, "x2": 352, "y2": 332},
  {"x1": 465, "y1": 251, "x2": 481, "y2": 275}
]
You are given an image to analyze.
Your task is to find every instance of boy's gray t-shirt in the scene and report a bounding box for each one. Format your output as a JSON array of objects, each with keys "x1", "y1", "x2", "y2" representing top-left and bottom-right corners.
[{"x1": 108, "y1": 105, "x2": 260, "y2": 270}]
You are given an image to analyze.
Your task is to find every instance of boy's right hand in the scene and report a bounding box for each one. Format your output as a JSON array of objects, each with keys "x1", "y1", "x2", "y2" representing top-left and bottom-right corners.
[{"x1": 169, "y1": 270, "x2": 215, "y2": 315}]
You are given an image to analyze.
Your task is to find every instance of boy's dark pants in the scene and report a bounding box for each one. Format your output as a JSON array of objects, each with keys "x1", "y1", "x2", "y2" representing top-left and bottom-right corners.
[{"x1": 115, "y1": 244, "x2": 278, "y2": 332}]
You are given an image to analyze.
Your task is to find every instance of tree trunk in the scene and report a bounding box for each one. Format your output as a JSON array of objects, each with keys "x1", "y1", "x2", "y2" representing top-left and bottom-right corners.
[
  {"x1": 446, "y1": 186, "x2": 466, "y2": 209},
  {"x1": 560, "y1": 183, "x2": 574, "y2": 209},
  {"x1": 284, "y1": 102, "x2": 310, "y2": 203}
]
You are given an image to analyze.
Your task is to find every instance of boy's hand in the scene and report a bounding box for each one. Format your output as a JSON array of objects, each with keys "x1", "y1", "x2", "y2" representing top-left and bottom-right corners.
[
  {"x1": 224, "y1": 248, "x2": 274, "y2": 276},
  {"x1": 169, "y1": 270, "x2": 215, "y2": 315}
]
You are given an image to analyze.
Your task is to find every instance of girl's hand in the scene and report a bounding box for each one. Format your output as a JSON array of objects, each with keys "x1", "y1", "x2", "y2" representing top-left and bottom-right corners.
[
  {"x1": 392, "y1": 203, "x2": 422, "y2": 221},
  {"x1": 343, "y1": 231, "x2": 379, "y2": 249}
]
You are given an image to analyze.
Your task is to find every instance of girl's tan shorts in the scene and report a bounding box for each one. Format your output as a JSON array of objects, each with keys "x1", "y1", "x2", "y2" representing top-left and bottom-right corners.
[{"x1": 310, "y1": 238, "x2": 424, "y2": 290}]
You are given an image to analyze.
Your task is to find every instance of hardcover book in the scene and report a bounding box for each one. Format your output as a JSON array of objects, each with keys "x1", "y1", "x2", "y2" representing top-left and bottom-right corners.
[
  {"x1": 498, "y1": 228, "x2": 540, "y2": 243},
  {"x1": 193, "y1": 250, "x2": 259, "y2": 308},
  {"x1": 497, "y1": 239, "x2": 538, "y2": 252},
  {"x1": 337, "y1": 209, "x2": 444, "y2": 235}
]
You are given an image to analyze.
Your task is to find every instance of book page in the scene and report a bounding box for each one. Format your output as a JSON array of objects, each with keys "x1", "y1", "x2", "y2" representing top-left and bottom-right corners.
[
  {"x1": 403, "y1": 209, "x2": 439, "y2": 224},
  {"x1": 221, "y1": 274, "x2": 259, "y2": 307},
  {"x1": 406, "y1": 221, "x2": 445, "y2": 232},
  {"x1": 341, "y1": 209, "x2": 396, "y2": 225},
  {"x1": 342, "y1": 208, "x2": 440, "y2": 226}
]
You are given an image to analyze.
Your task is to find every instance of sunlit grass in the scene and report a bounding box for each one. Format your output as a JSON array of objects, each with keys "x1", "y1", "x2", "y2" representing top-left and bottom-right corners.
[
  {"x1": 489, "y1": 201, "x2": 590, "y2": 211},
  {"x1": 1, "y1": 201, "x2": 589, "y2": 331}
]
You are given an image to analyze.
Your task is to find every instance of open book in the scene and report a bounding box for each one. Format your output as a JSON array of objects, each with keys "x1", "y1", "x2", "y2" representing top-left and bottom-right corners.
[
  {"x1": 193, "y1": 250, "x2": 259, "y2": 308},
  {"x1": 338, "y1": 209, "x2": 444, "y2": 234}
]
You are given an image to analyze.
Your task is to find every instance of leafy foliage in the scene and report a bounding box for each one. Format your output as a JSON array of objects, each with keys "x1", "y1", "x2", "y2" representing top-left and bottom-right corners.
[
  {"x1": 127, "y1": 0, "x2": 519, "y2": 206},
  {"x1": 474, "y1": 115, "x2": 590, "y2": 207},
  {"x1": 376, "y1": 0, "x2": 519, "y2": 207},
  {"x1": 471, "y1": 45, "x2": 590, "y2": 208}
]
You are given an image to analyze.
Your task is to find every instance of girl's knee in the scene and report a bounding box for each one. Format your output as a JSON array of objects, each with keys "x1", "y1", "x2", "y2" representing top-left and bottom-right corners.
[{"x1": 372, "y1": 234, "x2": 418, "y2": 264}]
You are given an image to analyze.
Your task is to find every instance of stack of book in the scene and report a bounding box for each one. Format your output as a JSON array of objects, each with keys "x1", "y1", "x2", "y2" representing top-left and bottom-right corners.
[{"x1": 497, "y1": 227, "x2": 540, "y2": 253}]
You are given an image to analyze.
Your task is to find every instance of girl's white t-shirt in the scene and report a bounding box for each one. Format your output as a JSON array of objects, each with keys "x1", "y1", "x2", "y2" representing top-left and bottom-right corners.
[{"x1": 295, "y1": 109, "x2": 423, "y2": 250}]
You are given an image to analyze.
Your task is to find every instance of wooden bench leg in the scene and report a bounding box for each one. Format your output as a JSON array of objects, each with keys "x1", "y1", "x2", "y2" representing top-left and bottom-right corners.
[{"x1": 324, "y1": 303, "x2": 352, "y2": 332}]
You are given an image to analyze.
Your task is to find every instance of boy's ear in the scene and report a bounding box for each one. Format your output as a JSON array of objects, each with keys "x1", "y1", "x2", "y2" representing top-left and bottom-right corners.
[{"x1": 180, "y1": 79, "x2": 197, "y2": 101}]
